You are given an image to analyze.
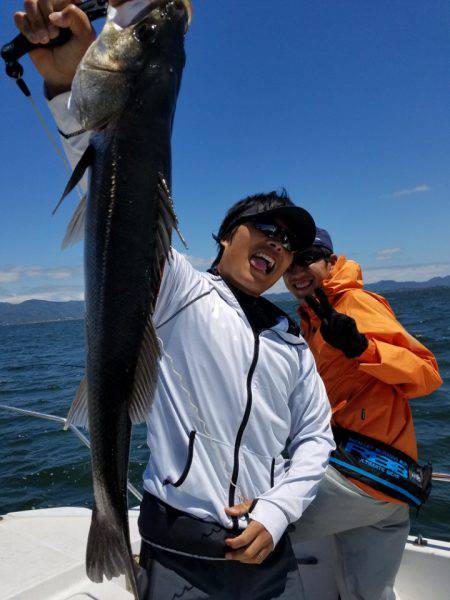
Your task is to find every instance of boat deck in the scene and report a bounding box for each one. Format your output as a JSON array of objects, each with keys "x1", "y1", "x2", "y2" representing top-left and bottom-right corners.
[
  {"x1": 0, "y1": 507, "x2": 139, "y2": 600},
  {"x1": 1, "y1": 507, "x2": 449, "y2": 600}
]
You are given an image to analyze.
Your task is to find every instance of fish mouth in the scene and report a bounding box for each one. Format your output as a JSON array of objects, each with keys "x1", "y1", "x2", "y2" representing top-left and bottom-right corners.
[
  {"x1": 140, "y1": 0, "x2": 193, "y2": 29},
  {"x1": 82, "y1": 0, "x2": 192, "y2": 75}
]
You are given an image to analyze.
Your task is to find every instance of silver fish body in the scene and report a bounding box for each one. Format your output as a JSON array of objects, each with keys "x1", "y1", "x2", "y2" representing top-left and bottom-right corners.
[{"x1": 64, "y1": 2, "x2": 191, "y2": 596}]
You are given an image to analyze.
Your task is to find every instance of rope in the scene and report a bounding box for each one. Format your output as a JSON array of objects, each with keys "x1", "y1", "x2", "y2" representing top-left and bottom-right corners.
[
  {"x1": 28, "y1": 95, "x2": 71, "y2": 171},
  {"x1": 27, "y1": 94, "x2": 83, "y2": 200}
]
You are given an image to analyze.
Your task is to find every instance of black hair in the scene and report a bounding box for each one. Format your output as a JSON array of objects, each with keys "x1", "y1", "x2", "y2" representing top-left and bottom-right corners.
[{"x1": 211, "y1": 189, "x2": 294, "y2": 267}]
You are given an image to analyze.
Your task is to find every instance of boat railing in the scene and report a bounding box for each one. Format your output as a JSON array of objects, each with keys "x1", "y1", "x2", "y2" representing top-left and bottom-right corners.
[
  {"x1": 0, "y1": 403, "x2": 143, "y2": 503},
  {"x1": 1, "y1": 402, "x2": 449, "y2": 506}
]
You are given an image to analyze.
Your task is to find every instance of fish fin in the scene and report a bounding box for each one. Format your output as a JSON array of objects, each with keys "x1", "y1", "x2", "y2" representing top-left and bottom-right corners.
[
  {"x1": 61, "y1": 194, "x2": 87, "y2": 249},
  {"x1": 127, "y1": 175, "x2": 185, "y2": 425},
  {"x1": 128, "y1": 316, "x2": 160, "y2": 425},
  {"x1": 52, "y1": 145, "x2": 94, "y2": 216},
  {"x1": 64, "y1": 377, "x2": 89, "y2": 430},
  {"x1": 157, "y1": 174, "x2": 188, "y2": 249},
  {"x1": 86, "y1": 505, "x2": 138, "y2": 597}
]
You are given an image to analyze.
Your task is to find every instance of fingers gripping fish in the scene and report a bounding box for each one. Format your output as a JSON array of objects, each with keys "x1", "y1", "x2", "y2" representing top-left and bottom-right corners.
[{"x1": 61, "y1": 2, "x2": 192, "y2": 596}]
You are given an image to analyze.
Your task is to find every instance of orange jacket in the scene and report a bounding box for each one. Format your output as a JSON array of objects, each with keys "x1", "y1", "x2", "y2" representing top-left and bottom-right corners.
[{"x1": 299, "y1": 256, "x2": 443, "y2": 503}]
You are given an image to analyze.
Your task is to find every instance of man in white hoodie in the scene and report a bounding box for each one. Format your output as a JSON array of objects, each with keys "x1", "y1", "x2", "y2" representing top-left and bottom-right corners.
[{"x1": 14, "y1": 2, "x2": 335, "y2": 598}]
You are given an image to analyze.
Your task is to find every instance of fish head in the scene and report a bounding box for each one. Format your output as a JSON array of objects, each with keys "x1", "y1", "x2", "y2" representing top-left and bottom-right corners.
[{"x1": 71, "y1": 0, "x2": 192, "y2": 130}]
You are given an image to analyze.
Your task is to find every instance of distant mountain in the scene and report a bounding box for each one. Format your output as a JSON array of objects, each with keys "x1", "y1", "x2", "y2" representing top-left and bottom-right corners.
[
  {"x1": 0, "y1": 300, "x2": 84, "y2": 325},
  {"x1": 366, "y1": 275, "x2": 450, "y2": 292},
  {"x1": 266, "y1": 275, "x2": 450, "y2": 303},
  {"x1": 2, "y1": 275, "x2": 450, "y2": 325}
]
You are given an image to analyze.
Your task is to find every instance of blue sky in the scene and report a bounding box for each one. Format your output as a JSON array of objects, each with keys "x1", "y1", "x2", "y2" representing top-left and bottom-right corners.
[{"x1": 1, "y1": 0, "x2": 449, "y2": 301}]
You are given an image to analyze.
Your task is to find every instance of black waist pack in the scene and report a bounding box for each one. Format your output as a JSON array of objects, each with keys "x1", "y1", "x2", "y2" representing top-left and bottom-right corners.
[
  {"x1": 329, "y1": 426, "x2": 432, "y2": 508},
  {"x1": 138, "y1": 491, "x2": 241, "y2": 559}
]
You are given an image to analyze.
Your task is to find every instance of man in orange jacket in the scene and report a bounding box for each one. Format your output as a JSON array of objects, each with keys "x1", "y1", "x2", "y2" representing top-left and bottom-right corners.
[{"x1": 284, "y1": 228, "x2": 442, "y2": 600}]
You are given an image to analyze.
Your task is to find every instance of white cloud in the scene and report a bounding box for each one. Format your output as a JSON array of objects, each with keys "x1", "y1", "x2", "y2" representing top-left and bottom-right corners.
[
  {"x1": 0, "y1": 285, "x2": 85, "y2": 304},
  {"x1": 380, "y1": 184, "x2": 431, "y2": 199},
  {"x1": 0, "y1": 271, "x2": 21, "y2": 283},
  {"x1": 184, "y1": 255, "x2": 214, "y2": 269},
  {"x1": 266, "y1": 279, "x2": 288, "y2": 295},
  {"x1": 0, "y1": 265, "x2": 82, "y2": 283},
  {"x1": 375, "y1": 248, "x2": 402, "y2": 261},
  {"x1": 2, "y1": 257, "x2": 448, "y2": 304}
]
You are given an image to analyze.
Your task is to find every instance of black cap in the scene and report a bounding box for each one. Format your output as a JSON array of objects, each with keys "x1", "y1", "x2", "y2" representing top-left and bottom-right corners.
[{"x1": 216, "y1": 190, "x2": 316, "y2": 252}]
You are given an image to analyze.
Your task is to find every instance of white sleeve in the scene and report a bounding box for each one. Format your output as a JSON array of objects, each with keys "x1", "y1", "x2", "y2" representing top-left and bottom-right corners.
[
  {"x1": 249, "y1": 349, "x2": 335, "y2": 546},
  {"x1": 45, "y1": 0, "x2": 154, "y2": 193},
  {"x1": 153, "y1": 250, "x2": 205, "y2": 326},
  {"x1": 107, "y1": 0, "x2": 153, "y2": 27},
  {"x1": 46, "y1": 92, "x2": 91, "y2": 194}
]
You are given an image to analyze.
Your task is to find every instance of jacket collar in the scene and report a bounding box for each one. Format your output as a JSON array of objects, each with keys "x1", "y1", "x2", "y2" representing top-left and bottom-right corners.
[{"x1": 205, "y1": 270, "x2": 303, "y2": 343}]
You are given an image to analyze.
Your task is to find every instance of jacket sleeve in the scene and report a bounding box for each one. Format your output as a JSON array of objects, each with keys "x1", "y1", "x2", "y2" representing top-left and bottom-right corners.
[
  {"x1": 45, "y1": 1, "x2": 152, "y2": 191},
  {"x1": 249, "y1": 349, "x2": 335, "y2": 546},
  {"x1": 46, "y1": 96, "x2": 202, "y2": 323},
  {"x1": 47, "y1": 91, "x2": 91, "y2": 194},
  {"x1": 153, "y1": 250, "x2": 204, "y2": 326},
  {"x1": 340, "y1": 290, "x2": 442, "y2": 398}
]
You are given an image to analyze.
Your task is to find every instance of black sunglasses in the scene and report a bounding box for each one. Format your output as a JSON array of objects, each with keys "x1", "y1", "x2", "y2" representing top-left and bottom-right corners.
[
  {"x1": 292, "y1": 248, "x2": 331, "y2": 267},
  {"x1": 247, "y1": 220, "x2": 297, "y2": 252}
]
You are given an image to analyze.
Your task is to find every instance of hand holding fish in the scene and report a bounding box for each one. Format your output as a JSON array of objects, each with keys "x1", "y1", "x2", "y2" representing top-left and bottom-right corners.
[
  {"x1": 224, "y1": 500, "x2": 274, "y2": 564},
  {"x1": 14, "y1": 0, "x2": 95, "y2": 96}
]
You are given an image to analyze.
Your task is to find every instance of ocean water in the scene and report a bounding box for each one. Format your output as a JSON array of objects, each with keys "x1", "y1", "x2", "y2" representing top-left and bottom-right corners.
[{"x1": 0, "y1": 288, "x2": 449, "y2": 541}]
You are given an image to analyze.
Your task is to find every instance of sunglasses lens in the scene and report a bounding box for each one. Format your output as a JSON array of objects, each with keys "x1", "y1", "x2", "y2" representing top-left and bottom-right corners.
[
  {"x1": 294, "y1": 250, "x2": 326, "y2": 266},
  {"x1": 251, "y1": 221, "x2": 293, "y2": 251}
]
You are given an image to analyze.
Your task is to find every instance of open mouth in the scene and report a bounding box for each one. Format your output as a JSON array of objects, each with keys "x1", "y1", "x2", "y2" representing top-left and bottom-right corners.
[
  {"x1": 292, "y1": 277, "x2": 315, "y2": 291},
  {"x1": 249, "y1": 252, "x2": 276, "y2": 274},
  {"x1": 145, "y1": 0, "x2": 192, "y2": 27}
]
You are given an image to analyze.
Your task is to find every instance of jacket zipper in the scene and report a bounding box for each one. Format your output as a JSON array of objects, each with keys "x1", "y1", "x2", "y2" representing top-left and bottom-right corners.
[
  {"x1": 163, "y1": 430, "x2": 196, "y2": 487},
  {"x1": 228, "y1": 335, "x2": 260, "y2": 527},
  {"x1": 270, "y1": 458, "x2": 275, "y2": 488}
]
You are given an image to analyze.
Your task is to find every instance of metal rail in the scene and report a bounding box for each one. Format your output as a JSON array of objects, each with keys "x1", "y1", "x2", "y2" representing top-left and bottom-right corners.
[
  {"x1": 1, "y1": 402, "x2": 449, "y2": 503},
  {"x1": 0, "y1": 403, "x2": 143, "y2": 503},
  {"x1": 432, "y1": 472, "x2": 450, "y2": 483}
]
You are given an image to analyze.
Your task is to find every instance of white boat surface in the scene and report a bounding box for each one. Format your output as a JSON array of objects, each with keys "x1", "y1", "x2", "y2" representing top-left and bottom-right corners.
[{"x1": 1, "y1": 504, "x2": 450, "y2": 600}]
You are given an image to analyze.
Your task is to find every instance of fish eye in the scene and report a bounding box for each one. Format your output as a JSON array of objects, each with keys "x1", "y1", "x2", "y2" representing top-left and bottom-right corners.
[{"x1": 133, "y1": 20, "x2": 157, "y2": 43}]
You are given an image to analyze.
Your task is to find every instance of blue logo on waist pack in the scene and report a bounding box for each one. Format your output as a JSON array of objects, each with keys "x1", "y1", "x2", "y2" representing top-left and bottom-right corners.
[{"x1": 346, "y1": 438, "x2": 409, "y2": 480}]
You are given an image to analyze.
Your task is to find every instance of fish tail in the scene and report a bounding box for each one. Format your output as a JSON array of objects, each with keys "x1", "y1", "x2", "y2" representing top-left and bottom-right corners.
[{"x1": 86, "y1": 505, "x2": 139, "y2": 598}]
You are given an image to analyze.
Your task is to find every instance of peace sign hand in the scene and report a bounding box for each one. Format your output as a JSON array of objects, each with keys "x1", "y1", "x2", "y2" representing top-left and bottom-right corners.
[{"x1": 305, "y1": 288, "x2": 369, "y2": 359}]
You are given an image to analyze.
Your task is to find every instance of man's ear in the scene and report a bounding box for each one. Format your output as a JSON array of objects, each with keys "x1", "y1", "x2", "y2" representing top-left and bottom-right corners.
[{"x1": 329, "y1": 253, "x2": 338, "y2": 266}]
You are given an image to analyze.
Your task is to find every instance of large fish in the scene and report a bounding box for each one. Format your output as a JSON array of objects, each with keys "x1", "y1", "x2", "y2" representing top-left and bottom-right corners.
[{"x1": 61, "y1": 1, "x2": 192, "y2": 596}]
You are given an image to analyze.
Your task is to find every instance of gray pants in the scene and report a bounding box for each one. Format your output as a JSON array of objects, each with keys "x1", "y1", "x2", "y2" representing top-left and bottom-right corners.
[{"x1": 290, "y1": 466, "x2": 410, "y2": 600}]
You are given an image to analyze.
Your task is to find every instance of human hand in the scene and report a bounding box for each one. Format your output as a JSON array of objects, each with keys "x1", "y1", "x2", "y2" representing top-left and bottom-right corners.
[
  {"x1": 14, "y1": 1, "x2": 96, "y2": 96},
  {"x1": 224, "y1": 500, "x2": 274, "y2": 564},
  {"x1": 305, "y1": 288, "x2": 369, "y2": 359}
]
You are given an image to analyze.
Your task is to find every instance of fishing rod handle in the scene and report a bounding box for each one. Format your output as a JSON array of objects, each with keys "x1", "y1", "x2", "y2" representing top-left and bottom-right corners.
[
  {"x1": 1, "y1": 0, "x2": 108, "y2": 64},
  {"x1": 1, "y1": 29, "x2": 72, "y2": 64}
]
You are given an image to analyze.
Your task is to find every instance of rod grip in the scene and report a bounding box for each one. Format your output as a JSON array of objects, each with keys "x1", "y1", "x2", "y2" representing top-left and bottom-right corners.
[{"x1": 1, "y1": 29, "x2": 72, "y2": 64}]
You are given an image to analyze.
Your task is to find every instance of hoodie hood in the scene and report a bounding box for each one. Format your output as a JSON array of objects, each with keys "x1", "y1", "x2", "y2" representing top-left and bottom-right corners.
[
  {"x1": 323, "y1": 256, "x2": 364, "y2": 298},
  {"x1": 298, "y1": 256, "x2": 364, "y2": 325},
  {"x1": 299, "y1": 255, "x2": 393, "y2": 325}
]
